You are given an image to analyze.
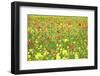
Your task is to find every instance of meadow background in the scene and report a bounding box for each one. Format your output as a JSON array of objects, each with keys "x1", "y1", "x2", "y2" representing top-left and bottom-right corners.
[{"x1": 28, "y1": 15, "x2": 88, "y2": 61}]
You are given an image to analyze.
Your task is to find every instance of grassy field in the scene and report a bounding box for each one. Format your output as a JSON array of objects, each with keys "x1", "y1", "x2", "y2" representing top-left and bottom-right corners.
[{"x1": 28, "y1": 15, "x2": 88, "y2": 61}]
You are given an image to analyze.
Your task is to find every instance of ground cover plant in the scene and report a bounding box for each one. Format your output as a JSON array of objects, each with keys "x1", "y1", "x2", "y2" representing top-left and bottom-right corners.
[{"x1": 28, "y1": 15, "x2": 88, "y2": 61}]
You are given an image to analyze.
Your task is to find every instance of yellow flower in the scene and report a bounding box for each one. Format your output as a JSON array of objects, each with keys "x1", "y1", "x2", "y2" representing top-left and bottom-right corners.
[
  {"x1": 67, "y1": 46, "x2": 69, "y2": 49},
  {"x1": 35, "y1": 53, "x2": 43, "y2": 60},
  {"x1": 63, "y1": 39, "x2": 68, "y2": 43},
  {"x1": 28, "y1": 27, "x2": 34, "y2": 33},
  {"x1": 62, "y1": 49, "x2": 68, "y2": 56},
  {"x1": 73, "y1": 41, "x2": 76, "y2": 44},
  {"x1": 75, "y1": 52, "x2": 79, "y2": 59},
  {"x1": 37, "y1": 36, "x2": 41, "y2": 39},
  {"x1": 56, "y1": 48, "x2": 59, "y2": 50},
  {"x1": 29, "y1": 49, "x2": 33, "y2": 52},
  {"x1": 56, "y1": 44, "x2": 59, "y2": 47},
  {"x1": 28, "y1": 59, "x2": 31, "y2": 61},
  {"x1": 62, "y1": 57, "x2": 67, "y2": 60},
  {"x1": 60, "y1": 48, "x2": 63, "y2": 51},
  {"x1": 28, "y1": 55, "x2": 31, "y2": 59},
  {"x1": 39, "y1": 45, "x2": 42, "y2": 48},
  {"x1": 35, "y1": 40, "x2": 38, "y2": 43},
  {"x1": 60, "y1": 23, "x2": 63, "y2": 25},
  {"x1": 59, "y1": 44, "x2": 62, "y2": 47},
  {"x1": 43, "y1": 50, "x2": 49, "y2": 56},
  {"x1": 36, "y1": 47, "x2": 38, "y2": 48},
  {"x1": 38, "y1": 48, "x2": 41, "y2": 50},
  {"x1": 56, "y1": 53, "x2": 61, "y2": 60},
  {"x1": 44, "y1": 48, "x2": 46, "y2": 50}
]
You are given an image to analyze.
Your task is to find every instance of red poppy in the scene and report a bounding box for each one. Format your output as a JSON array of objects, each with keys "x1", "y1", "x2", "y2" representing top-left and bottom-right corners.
[
  {"x1": 78, "y1": 23, "x2": 87, "y2": 29},
  {"x1": 68, "y1": 44, "x2": 76, "y2": 52},
  {"x1": 56, "y1": 36, "x2": 62, "y2": 39},
  {"x1": 28, "y1": 40, "x2": 33, "y2": 46}
]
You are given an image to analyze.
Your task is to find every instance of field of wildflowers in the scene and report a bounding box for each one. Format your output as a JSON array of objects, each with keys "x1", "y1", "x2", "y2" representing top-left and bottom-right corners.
[{"x1": 28, "y1": 15, "x2": 88, "y2": 61}]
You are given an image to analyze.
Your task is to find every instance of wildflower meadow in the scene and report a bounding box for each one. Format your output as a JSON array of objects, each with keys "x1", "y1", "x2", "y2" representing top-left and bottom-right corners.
[{"x1": 28, "y1": 15, "x2": 88, "y2": 61}]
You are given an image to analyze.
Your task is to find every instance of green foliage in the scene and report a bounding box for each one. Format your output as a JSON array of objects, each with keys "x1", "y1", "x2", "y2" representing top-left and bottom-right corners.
[{"x1": 28, "y1": 15, "x2": 88, "y2": 61}]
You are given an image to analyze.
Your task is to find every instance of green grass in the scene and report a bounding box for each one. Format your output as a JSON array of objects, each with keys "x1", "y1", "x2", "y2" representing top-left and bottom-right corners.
[{"x1": 28, "y1": 15, "x2": 88, "y2": 61}]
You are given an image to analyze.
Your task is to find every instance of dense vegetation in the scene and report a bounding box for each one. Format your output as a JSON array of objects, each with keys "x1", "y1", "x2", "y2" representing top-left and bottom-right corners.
[{"x1": 28, "y1": 15, "x2": 88, "y2": 61}]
